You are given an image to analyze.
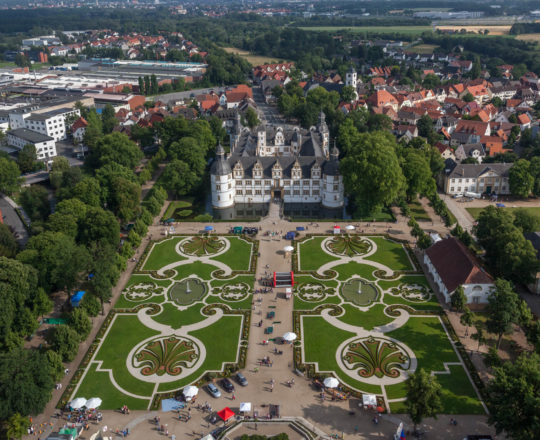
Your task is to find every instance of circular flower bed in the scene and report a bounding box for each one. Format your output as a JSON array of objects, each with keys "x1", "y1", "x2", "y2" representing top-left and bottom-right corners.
[
  {"x1": 181, "y1": 236, "x2": 225, "y2": 256},
  {"x1": 133, "y1": 336, "x2": 199, "y2": 376},
  {"x1": 325, "y1": 235, "x2": 372, "y2": 257}
]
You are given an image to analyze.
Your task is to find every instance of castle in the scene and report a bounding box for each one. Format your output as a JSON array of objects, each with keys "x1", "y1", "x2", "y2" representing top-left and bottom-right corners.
[{"x1": 210, "y1": 111, "x2": 344, "y2": 210}]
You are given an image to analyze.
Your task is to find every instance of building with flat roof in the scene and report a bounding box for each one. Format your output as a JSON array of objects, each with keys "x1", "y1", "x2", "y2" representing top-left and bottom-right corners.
[{"x1": 7, "y1": 128, "x2": 56, "y2": 161}]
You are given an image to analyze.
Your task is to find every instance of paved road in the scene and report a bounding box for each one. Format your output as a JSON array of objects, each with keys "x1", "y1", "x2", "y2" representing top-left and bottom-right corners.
[
  {"x1": 0, "y1": 195, "x2": 29, "y2": 245},
  {"x1": 253, "y1": 86, "x2": 286, "y2": 124},
  {"x1": 440, "y1": 192, "x2": 475, "y2": 231}
]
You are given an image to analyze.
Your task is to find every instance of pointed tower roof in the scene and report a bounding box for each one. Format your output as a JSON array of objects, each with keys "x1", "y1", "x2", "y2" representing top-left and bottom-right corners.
[{"x1": 210, "y1": 143, "x2": 231, "y2": 176}]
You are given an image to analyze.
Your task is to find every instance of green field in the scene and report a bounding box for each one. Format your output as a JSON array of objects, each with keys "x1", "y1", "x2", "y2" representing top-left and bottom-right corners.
[
  {"x1": 466, "y1": 206, "x2": 540, "y2": 220},
  {"x1": 298, "y1": 26, "x2": 431, "y2": 36}
]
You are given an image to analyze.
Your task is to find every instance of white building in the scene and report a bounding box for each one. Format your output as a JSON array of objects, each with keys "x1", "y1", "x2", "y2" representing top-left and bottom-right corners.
[
  {"x1": 23, "y1": 107, "x2": 80, "y2": 141},
  {"x1": 7, "y1": 128, "x2": 57, "y2": 161},
  {"x1": 210, "y1": 113, "x2": 344, "y2": 210},
  {"x1": 424, "y1": 237, "x2": 494, "y2": 304},
  {"x1": 444, "y1": 163, "x2": 512, "y2": 196}
]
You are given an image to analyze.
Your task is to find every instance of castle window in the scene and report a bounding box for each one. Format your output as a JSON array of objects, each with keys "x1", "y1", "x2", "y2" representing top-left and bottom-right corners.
[
  {"x1": 255, "y1": 190, "x2": 262, "y2": 195},
  {"x1": 246, "y1": 180, "x2": 252, "y2": 185},
  {"x1": 293, "y1": 190, "x2": 300, "y2": 195},
  {"x1": 293, "y1": 181, "x2": 300, "y2": 186},
  {"x1": 303, "y1": 180, "x2": 310, "y2": 186},
  {"x1": 333, "y1": 185, "x2": 339, "y2": 191},
  {"x1": 313, "y1": 189, "x2": 319, "y2": 195},
  {"x1": 264, "y1": 180, "x2": 271, "y2": 185},
  {"x1": 255, "y1": 180, "x2": 261, "y2": 186},
  {"x1": 284, "y1": 180, "x2": 290, "y2": 186},
  {"x1": 284, "y1": 190, "x2": 291, "y2": 195},
  {"x1": 303, "y1": 190, "x2": 310, "y2": 195},
  {"x1": 236, "y1": 190, "x2": 243, "y2": 195},
  {"x1": 216, "y1": 184, "x2": 221, "y2": 190},
  {"x1": 246, "y1": 189, "x2": 252, "y2": 195},
  {"x1": 313, "y1": 180, "x2": 319, "y2": 186}
]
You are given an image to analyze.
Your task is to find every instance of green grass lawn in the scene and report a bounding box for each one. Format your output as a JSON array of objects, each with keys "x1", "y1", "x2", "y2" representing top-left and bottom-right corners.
[
  {"x1": 91, "y1": 315, "x2": 159, "y2": 397},
  {"x1": 162, "y1": 199, "x2": 193, "y2": 220},
  {"x1": 211, "y1": 236, "x2": 252, "y2": 271},
  {"x1": 333, "y1": 261, "x2": 377, "y2": 281},
  {"x1": 466, "y1": 206, "x2": 540, "y2": 220},
  {"x1": 365, "y1": 237, "x2": 414, "y2": 271},
  {"x1": 297, "y1": 25, "x2": 431, "y2": 36},
  {"x1": 294, "y1": 294, "x2": 341, "y2": 310},
  {"x1": 298, "y1": 237, "x2": 340, "y2": 271},
  {"x1": 152, "y1": 303, "x2": 206, "y2": 328},
  {"x1": 409, "y1": 199, "x2": 431, "y2": 222},
  {"x1": 338, "y1": 304, "x2": 393, "y2": 330},
  {"x1": 302, "y1": 316, "x2": 381, "y2": 394},
  {"x1": 173, "y1": 262, "x2": 218, "y2": 280},
  {"x1": 75, "y1": 363, "x2": 150, "y2": 410},
  {"x1": 114, "y1": 274, "x2": 170, "y2": 308},
  {"x1": 158, "y1": 315, "x2": 242, "y2": 392},
  {"x1": 142, "y1": 237, "x2": 187, "y2": 271}
]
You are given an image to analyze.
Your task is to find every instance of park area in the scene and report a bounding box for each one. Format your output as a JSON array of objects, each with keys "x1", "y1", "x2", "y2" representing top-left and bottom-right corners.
[
  {"x1": 293, "y1": 235, "x2": 486, "y2": 414},
  {"x1": 68, "y1": 235, "x2": 256, "y2": 410}
]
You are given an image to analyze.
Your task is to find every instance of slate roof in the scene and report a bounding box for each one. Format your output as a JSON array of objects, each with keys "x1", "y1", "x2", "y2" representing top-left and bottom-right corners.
[
  {"x1": 7, "y1": 128, "x2": 54, "y2": 143},
  {"x1": 425, "y1": 237, "x2": 494, "y2": 292},
  {"x1": 447, "y1": 163, "x2": 512, "y2": 179}
]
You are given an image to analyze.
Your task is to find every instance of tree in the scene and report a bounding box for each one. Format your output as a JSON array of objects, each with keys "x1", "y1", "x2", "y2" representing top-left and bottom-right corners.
[
  {"x1": 472, "y1": 323, "x2": 486, "y2": 351},
  {"x1": 16, "y1": 144, "x2": 38, "y2": 174},
  {"x1": 405, "y1": 368, "x2": 443, "y2": 433},
  {"x1": 0, "y1": 158, "x2": 21, "y2": 194},
  {"x1": 509, "y1": 159, "x2": 533, "y2": 198},
  {"x1": 46, "y1": 325, "x2": 79, "y2": 362},
  {"x1": 101, "y1": 104, "x2": 117, "y2": 134},
  {"x1": 161, "y1": 160, "x2": 200, "y2": 198},
  {"x1": 68, "y1": 307, "x2": 92, "y2": 341},
  {"x1": 400, "y1": 148, "x2": 433, "y2": 201},
  {"x1": 341, "y1": 131, "x2": 405, "y2": 216},
  {"x1": 19, "y1": 185, "x2": 50, "y2": 222},
  {"x1": 77, "y1": 206, "x2": 120, "y2": 248},
  {"x1": 45, "y1": 349, "x2": 64, "y2": 382},
  {"x1": 0, "y1": 223, "x2": 18, "y2": 258},
  {"x1": 5, "y1": 413, "x2": 30, "y2": 440},
  {"x1": 244, "y1": 108, "x2": 260, "y2": 129},
  {"x1": 49, "y1": 156, "x2": 71, "y2": 189},
  {"x1": 340, "y1": 85, "x2": 357, "y2": 103},
  {"x1": 0, "y1": 348, "x2": 54, "y2": 419},
  {"x1": 529, "y1": 157, "x2": 540, "y2": 196},
  {"x1": 82, "y1": 109, "x2": 103, "y2": 149},
  {"x1": 463, "y1": 92, "x2": 475, "y2": 102},
  {"x1": 450, "y1": 285, "x2": 467, "y2": 312},
  {"x1": 514, "y1": 208, "x2": 540, "y2": 233},
  {"x1": 150, "y1": 74, "x2": 158, "y2": 94},
  {"x1": 460, "y1": 307, "x2": 474, "y2": 336},
  {"x1": 138, "y1": 76, "x2": 145, "y2": 94},
  {"x1": 86, "y1": 132, "x2": 143, "y2": 171},
  {"x1": 486, "y1": 352, "x2": 540, "y2": 440},
  {"x1": 144, "y1": 75, "x2": 151, "y2": 95},
  {"x1": 81, "y1": 293, "x2": 101, "y2": 317},
  {"x1": 486, "y1": 279, "x2": 522, "y2": 348},
  {"x1": 417, "y1": 114, "x2": 433, "y2": 138},
  {"x1": 168, "y1": 138, "x2": 206, "y2": 176}
]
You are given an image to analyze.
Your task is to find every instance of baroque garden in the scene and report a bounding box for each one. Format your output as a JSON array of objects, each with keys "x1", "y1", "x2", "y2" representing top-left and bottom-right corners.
[{"x1": 65, "y1": 232, "x2": 485, "y2": 415}]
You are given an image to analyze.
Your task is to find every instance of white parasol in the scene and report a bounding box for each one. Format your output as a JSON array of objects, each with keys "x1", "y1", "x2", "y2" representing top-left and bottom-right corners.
[
  {"x1": 239, "y1": 402, "x2": 252, "y2": 412},
  {"x1": 345, "y1": 225, "x2": 355, "y2": 230},
  {"x1": 85, "y1": 397, "x2": 102, "y2": 409},
  {"x1": 70, "y1": 397, "x2": 87, "y2": 409},
  {"x1": 284, "y1": 245, "x2": 294, "y2": 252},
  {"x1": 183, "y1": 386, "x2": 199, "y2": 398},
  {"x1": 282, "y1": 332, "x2": 297, "y2": 342},
  {"x1": 323, "y1": 377, "x2": 339, "y2": 388}
]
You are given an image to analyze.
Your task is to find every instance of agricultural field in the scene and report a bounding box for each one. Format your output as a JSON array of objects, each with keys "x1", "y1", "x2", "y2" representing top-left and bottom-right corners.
[
  {"x1": 222, "y1": 47, "x2": 285, "y2": 65},
  {"x1": 293, "y1": 234, "x2": 486, "y2": 414},
  {"x1": 435, "y1": 25, "x2": 511, "y2": 35},
  {"x1": 408, "y1": 44, "x2": 439, "y2": 54},
  {"x1": 64, "y1": 235, "x2": 256, "y2": 410},
  {"x1": 298, "y1": 26, "x2": 431, "y2": 36}
]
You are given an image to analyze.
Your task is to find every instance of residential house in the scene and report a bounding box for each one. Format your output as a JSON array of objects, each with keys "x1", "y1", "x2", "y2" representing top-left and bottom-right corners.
[
  {"x1": 424, "y1": 237, "x2": 494, "y2": 304},
  {"x1": 444, "y1": 163, "x2": 512, "y2": 196},
  {"x1": 454, "y1": 143, "x2": 485, "y2": 163},
  {"x1": 71, "y1": 117, "x2": 88, "y2": 142}
]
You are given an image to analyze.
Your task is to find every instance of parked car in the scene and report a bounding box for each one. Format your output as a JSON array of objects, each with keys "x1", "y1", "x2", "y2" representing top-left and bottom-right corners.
[
  {"x1": 220, "y1": 378, "x2": 235, "y2": 392},
  {"x1": 206, "y1": 383, "x2": 221, "y2": 398},
  {"x1": 235, "y1": 372, "x2": 248, "y2": 386}
]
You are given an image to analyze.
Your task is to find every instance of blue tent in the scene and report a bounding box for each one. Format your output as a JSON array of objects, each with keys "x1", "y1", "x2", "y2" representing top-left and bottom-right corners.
[
  {"x1": 296, "y1": 226, "x2": 305, "y2": 231},
  {"x1": 71, "y1": 291, "x2": 86, "y2": 307},
  {"x1": 204, "y1": 225, "x2": 214, "y2": 231}
]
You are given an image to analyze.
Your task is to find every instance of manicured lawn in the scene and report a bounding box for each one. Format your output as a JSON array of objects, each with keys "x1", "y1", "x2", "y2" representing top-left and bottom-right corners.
[
  {"x1": 158, "y1": 315, "x2": 242, "y2": 392},
  {"x1": 333, "y1": 262, "x2": 377, "y2": 281},
  {"x1": 211, "y1": 275, "x2": 255, "y2": 289},
  {"x1": 302, "y1": 316, "x2": 381, "y2": 394},
  {"x1": 142, "y1": 237, "x2": 187, "y2": 270},
  {"x1": 114, "y1": 274, "x2": 170, "y2": 308},
  {"x1": 408, "y1": 199, "x2": 431, "y2": 222},
  {"x1": 294, "y1": 294, "x2": 341, "y2": 310},
  {"x1": 76, "y1": 363, "x2": 150, "y2": 410},
  {"x1": 206, "y1": 294, "x2": 253, "y2": 310},
  {"x1": 173, "y1": 262, "x2": 218, "y2": 280},
  {"x1": 152, "y1": 303, "x2": 206, "y2": 328},
  {"x1": 293, "y1": 275, "x2": 338, "y2": 289},
  {"x1": 338, "y1": 304, "x2": 393, "y2": 330},
  {"x1": 162, "y1": 199, "x2": 193, "y2": 220},
  {"x1": 298, "y1": 237, "x2": 339, "y2": 271},
  {"x1": 92, "y1": 315, "x2": 159, "y2": 397},
  {"x1": 466, "y1": 206, "x2": 540, "y2": 221},
  {"x1": 383, "y1": 292, "x2": 442, "y2": 311},
  {"x1": 365, "y1": 237, "x2": 413, "y2": 271},
  {"x1": 211, "y1": 236, "x2": 252, "y2": 271},
  {"x1": 378, "y1": 274, "x2": 430, "y2": 290}
]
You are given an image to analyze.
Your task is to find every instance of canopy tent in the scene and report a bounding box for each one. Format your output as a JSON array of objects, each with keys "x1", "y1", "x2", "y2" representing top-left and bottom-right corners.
[
  {"x1": 199, "y1": 435, "x2": 215, "y2": 440},
  {"x1": 70, "y1": 397, "x2": 87, "y2": 409},
  {"x1": 161, "y1": 398, "x2": 183, "y2": 412},
  {"x1": 362, "y1": 394, "x2": 377, "y2": 408},
  {"x1": 283, "y1": 245, "x2": 294, "y2": 252},
  {"x1": 323, "y1": 377, "x2": 339, "y2": 388},
  {"x1": 183, "y1": 386, "x2": 198, "y2": 399},
  {"x1": 285, "y1": 287, "x2": 292, "y2": 299},
  {"x1": 233, "y1": 226, "x2": 243, "y2": 234},
  {"x1": 59, "y1": 428, "x2": 78, "y2": 440},
  {"x1": 204, "y1": 226, "x2": 214, "y2": 231},
  {"x1": 217, "y1": 407, "x2": 235, "y2": 422},
  {"x1": 296, "y1": 226, "x2": 305, "y2": 231},
  {"x1": 282, "y1": 332, "x2": 297, "y2": 342},
  {"x1": 239, "y1": 402, "x2": 251, "y2": 412},
  {"x1": 163, "y1": 218, "x2": 175, "y2": 224},
  {"x1": 71, "y1": 291, "x2": 86, "y2": 308},
  {"x1": 85, "y1": 397, "x2": 102, "y2": 409},
  {"x1": 333, "y1": 225, "x2": 341, "y2": 235}
]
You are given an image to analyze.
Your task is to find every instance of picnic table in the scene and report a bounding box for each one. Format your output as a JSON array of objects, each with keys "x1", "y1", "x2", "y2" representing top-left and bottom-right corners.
[{"x1": 265, "y1": 326, "x2": 274, "y2": 334}]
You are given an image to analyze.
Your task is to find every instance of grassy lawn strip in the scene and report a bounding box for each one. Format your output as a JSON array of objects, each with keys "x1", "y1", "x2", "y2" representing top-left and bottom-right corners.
[
  {"x1": 210, "y1": 237, "x2": 252, "y2": 271},
  {"x1": 114, "y1": 274, "x2": 170, "y2": 308},
  {"x1": 333, "y1": 262, "x2": 377, "y2": 281},
  {"x1": 298, "y1": 237, "x2": 340, "y2": 271},
  {"x1": 408, "y1": 199, "x2": 431, "y2": 222},
  {"x1": 94, "y1": 315, "x2": 158, "y2": 396},
  {"x1": 211, "y1": 275, "x2": 255, "y2": 288},
  {"x1": 174, "y1": 262, "x2": 217, "y2": 281},
  {"x1": 158, "y1": 315, "x2": 242, "y2": 392},
  {"x1": 162, "y1": 200, "x2": 192, "y2": 220},
  {"x1": 294, "y1": 275, "x2": 339, "y2": 288},
  {"x1": 152, "y1": 303, "x2": 206, "y2": 328},
  {"x1": 294, "y1": 294, "x2": 341, "y2": 310},
  {"x1": 466, "y1": 206, "x2": 540, "y2": 220},
  {"x1": 378, "y1": 275, "x2": 430, "y2": 290},
  {"x1": 142, "y1": 237, "x2": 187, "y2": 270},
  {"x1": 365, "y1": 237, "x2": 413, "y2": 271},
  {"x1": 302, "y1": 316, "x2": 381, "y2": 394},
  {"x1": 383, "y1": 293, "x2": 441, "y2": 311},
  {"x1": 338, "y1": 304, "x2": 393, "y2": 330},
  {"x1": 76, "y1": 363, "x2": 150, "y2": 410},
  {"x1": 206, "y1": 294, "x2": 253, "y2": 310}
]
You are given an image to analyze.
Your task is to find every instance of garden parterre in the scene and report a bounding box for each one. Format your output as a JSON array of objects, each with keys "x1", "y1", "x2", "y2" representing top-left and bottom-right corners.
[
  {"x1": 67, "y1": 235, "x2": 255, "y2": 410},
  {"x1": 294, "y1": 234, "x2": 485, "y2": 414}
]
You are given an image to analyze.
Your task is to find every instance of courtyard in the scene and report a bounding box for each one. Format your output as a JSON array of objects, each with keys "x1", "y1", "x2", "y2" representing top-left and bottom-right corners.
[
  {"x1": 294, "y1": 234, "x2": 486, "y2": 414},
  {"x1": 69, "y1": 235, "x2": 256, "y2": 410}
]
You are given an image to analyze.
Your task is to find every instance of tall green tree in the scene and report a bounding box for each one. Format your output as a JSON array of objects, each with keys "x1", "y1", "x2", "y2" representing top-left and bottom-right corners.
[
  {"x1": 19, "y1": 185, "x2": 50, "y2": 222},
  {"x1": 450, "y1": 285, "x2": 467, "y2": 312},
  {"x1": 405, "y1": 368, "x2": 443, "y2": 432},
  {"x1": 244, "y1": 108, "x2": 260, "y2": 129},
  {"x1": 509, "y1": 159, "x2": 533, "y2": 198},
  {"x1": 83, "y1": 109, "x2": 103, "y2": 149},
  {"x1": 101, "y1": 104, "x2": 118, "y2": 134},
  {"x1": 486, "y1": 279, "x2": 523, "y2": 348},
  {"x1": 86, "y1": 132, "x2": 143, "y2": 171},
  {"x1": 161, "y1": 160, "x2": 200, "y2": 198},
  {"x1": 340, "y1": 131, "x2": 405, "y2": 216},
  {"x1": 460, "y1": 307, "x2": 474, "y2": 336},
  {"x1": 150, "y1": 74, "x2": 158, "y2": 94},
  {"x1": 46, "y1": 325, "x2": 79, "y2": 362},
  {"x1": 5, "y1": 413, "x2": 30, "y2": 440},
  {"x1": 16, "y1": 144, "x2": 39, "y2": 174},
  {"x1": 400, "y1": 148, "x2": 434, "y2": 201},
  {"x1": 68, "y1": 307, "x2": 92, "y2": 341},
  {"x1": 417, "y1": 114, "x2": 433, "y2": 138},
  {"x1": 486, "y1": 352, "x2": 540, "y2": 440},
  {"x1": 0, "y1": 224, "x2": 18, "y2": 258},
  {"x1": 0, "y1": 158, "x2": 21, "y2": 194}
]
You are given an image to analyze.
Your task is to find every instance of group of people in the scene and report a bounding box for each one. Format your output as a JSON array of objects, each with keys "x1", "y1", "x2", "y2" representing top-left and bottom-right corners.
[
  {"x1": 260, "y1": 356, "x2": 273, "y2": 367},
  {"x1": 121, "y1": 405, "x2": 130, "y2": 415}
]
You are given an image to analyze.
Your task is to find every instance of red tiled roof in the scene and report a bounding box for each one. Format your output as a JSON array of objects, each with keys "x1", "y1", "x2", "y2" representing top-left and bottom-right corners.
[
  {"x1": 71, "y1": 117, "x2": 88, "y2": 132},
  {"x1": 518, "y1": 113, "x2": 531, "y2": 125},
  {"x1": 425, "y1": 237, "x2": 494, "y2": 292}
]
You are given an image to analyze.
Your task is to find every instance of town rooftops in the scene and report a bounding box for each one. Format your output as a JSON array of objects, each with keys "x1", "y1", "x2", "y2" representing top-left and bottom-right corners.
[
  {"x1": 26, "y1": 107, "x2": 75, "y2": 121},
  {"x1": 7, "y1": 127, "x2": 54, "y2": 143},
  {"x1": 447, "y1": 163, "x2": 512, "y2": 179},
  {"x1": 425, "y1": 237, "x2": 493, "y2": 292}
]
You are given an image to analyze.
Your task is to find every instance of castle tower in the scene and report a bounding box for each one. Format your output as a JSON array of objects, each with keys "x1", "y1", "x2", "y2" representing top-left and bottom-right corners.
[
  {"x1": 322, "y1": 145, "x2": 344, "y2": 208},
  {"x1": 210, "y1": 143, "x2": 235, "y2": 209},
  {"x1": 317, "y1": 111, "x2": 330, "y2": 156},
  {"x1": 345, "y1": 65, "x2": 357, "y2": 89}
]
